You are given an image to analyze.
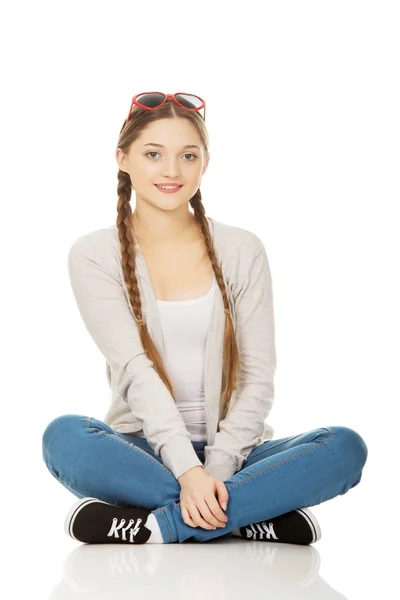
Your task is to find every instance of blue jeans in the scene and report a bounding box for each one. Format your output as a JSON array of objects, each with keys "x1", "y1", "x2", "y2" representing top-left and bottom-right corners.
[{"x1": 42, "y1": 414, "x2": 368, "y2": 544}]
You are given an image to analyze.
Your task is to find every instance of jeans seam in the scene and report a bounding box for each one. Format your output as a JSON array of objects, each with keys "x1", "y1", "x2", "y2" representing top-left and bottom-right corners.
[
  {"x1": 159, "y1": 507, "x2": 174, "y2": 543},
  {"x1": 86, "y1": 417, "x2": 175, "y2": 480},
  {"x1": 249, "y1": 433, "x2": 320, "y2": 457},
  {"x1": 246, "y1": 429, "x2": 331, "y2": 462},
  {"x1": 227, "y1": 426, "x2": 334, "y2": 491}
]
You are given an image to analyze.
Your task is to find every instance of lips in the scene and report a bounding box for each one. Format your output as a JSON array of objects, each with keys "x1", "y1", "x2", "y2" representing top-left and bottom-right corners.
[{"x1": 155, "y1": 184, "x2": 183, "y2": 188}]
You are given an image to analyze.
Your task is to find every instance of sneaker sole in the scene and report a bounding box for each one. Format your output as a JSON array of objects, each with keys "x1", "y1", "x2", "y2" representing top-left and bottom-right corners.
[{"x1": 295, "y1": 507, "x2": 322, "y2": 543}]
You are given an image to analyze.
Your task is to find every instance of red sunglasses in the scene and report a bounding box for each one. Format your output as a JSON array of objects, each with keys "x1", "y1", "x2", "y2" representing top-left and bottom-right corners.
[{"x1": 125, "y1": 92, "x2": 206, "y2": 124}]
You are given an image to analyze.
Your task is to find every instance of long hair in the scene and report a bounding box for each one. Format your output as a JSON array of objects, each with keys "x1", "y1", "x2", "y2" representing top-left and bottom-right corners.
[{"x1": 116, "y1": 99, "x2": 240, "y2": 421}]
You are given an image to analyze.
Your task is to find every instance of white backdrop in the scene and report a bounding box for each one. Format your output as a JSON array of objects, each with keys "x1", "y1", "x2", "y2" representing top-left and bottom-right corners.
[{"x1": 1, "y1": 1, "x2": 398, "y2": 598}]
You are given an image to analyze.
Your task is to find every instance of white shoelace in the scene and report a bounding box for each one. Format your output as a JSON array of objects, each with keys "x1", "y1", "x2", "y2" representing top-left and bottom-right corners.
[
  {"x1": 244, "y1": 521, "x2": 279, "y2": 541},
  {"x1": 107, "y1": 517, "x2": 144, "y2": 543}
]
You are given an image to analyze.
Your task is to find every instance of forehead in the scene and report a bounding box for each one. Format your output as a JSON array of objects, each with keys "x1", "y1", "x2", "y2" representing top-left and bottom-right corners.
[{"x1": 138, "y1": 118, "x2": 202, "y2": 147}]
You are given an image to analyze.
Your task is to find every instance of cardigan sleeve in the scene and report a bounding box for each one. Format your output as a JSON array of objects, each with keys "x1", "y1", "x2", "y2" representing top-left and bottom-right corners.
[
  {"x1": 67, "y1": 232, "x2": 203, "y2": 480},
  {"x1": 203, "y1": 238, "x2": 277, "y2": 481}
]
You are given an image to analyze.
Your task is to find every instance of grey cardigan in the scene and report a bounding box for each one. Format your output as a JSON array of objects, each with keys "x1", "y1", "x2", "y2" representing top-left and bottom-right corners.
[{"x1": 67, "y1": 216, "x2": 277, "y2": 481}]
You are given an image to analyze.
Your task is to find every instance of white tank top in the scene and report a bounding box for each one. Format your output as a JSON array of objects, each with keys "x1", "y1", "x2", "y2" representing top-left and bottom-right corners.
[{"x1": 137, "y1": 272, "x2": 218, "y2": 442}]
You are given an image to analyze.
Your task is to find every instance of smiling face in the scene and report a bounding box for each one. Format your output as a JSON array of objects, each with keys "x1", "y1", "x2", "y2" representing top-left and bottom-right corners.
[{"x1": 116, "y1": 117, "x2": 210, "y2": 211}]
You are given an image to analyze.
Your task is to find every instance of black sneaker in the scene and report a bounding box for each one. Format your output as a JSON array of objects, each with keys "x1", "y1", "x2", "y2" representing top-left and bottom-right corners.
[
  {"x1": 64, "y1": 497, "x2": 152, "y2": 544},
  {"x1": 239, "y1": 507, "x2": 322, "y2": 545}
]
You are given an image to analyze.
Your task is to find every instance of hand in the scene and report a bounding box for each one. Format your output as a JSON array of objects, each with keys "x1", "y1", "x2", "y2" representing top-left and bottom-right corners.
[{"x1": 178, "y1": 466, "x2": 229, "y2": 530}]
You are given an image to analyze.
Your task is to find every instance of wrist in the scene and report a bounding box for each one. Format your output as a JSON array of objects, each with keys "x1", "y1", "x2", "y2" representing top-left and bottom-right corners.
[{"x1": 178, "y1": 465, "x2": 204, "y2": 484}]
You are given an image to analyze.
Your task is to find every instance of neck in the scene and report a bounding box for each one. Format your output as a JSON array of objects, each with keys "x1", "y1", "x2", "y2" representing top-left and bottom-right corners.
[{"x1": 131, "y1": 209, "x2": 201, "y2": 245}]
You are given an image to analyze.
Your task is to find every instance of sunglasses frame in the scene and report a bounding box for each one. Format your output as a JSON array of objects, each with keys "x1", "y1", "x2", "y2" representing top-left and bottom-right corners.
[{"x1": 125, "y1": 92, "x2": 206, "y2": 124}]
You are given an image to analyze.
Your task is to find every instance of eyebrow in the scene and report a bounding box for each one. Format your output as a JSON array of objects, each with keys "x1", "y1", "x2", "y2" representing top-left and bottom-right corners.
[{"x1": 143, "y1": 143, "x2": 200, "y2": 150}]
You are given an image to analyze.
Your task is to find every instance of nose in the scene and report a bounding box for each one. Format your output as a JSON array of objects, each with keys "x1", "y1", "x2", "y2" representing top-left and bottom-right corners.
[{"x1": 161, "y1": 158, "x2": 181, "y2": 178}]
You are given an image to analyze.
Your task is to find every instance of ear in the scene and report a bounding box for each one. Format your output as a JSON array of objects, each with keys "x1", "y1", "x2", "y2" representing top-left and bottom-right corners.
[{"x1": 116, "y1": 147, "x2": 126, "y2": 172}]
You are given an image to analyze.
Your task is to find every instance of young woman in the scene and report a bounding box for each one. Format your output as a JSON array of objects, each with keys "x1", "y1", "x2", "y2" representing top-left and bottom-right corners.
[{"x1": 42, "y1": 92, "x2": 368, "y2": 545}]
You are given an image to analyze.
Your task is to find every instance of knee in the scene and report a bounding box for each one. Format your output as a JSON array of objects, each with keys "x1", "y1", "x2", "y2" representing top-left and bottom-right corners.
[
  {"x1": 42, "y1": 414, "x2": 88, "y2": 467},
  {"x1": 329, "y1": 425, "x2": 368, "y2": 473}
]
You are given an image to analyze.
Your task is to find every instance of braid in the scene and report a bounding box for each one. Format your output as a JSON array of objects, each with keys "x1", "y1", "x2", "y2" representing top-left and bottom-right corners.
[
  {"x1": 190, "y1": 191, "x2": 239, "y2": 419},
  {"x1": 116, "y1": 172, "x2": 176, "y2": 397}
]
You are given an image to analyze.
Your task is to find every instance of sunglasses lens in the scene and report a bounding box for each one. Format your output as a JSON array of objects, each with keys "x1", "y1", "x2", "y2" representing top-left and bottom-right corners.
[
  {"x1": 175, "y1": 94, "x2": 203, "y2": 109},
  {"x1": 136, "y1": 93, "x2": 165, "y2": 108}
]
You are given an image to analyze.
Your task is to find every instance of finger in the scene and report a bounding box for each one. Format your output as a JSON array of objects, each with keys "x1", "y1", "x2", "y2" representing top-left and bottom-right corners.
[
  {"x1": 215, "y1": 504, "x2": 229, "y2": 524},
  {"x1": 201, "y1": 498, "x2": 227, "y2": 528},
  {"x1": 205, "y1": 496, "x2": 228, "y2": 525},
  {"x1": 215, "y1": 482, "x2": 229, "y2": 518},
  {"x1": 216, "y1": 502, "x2": 229, "y2": 523},
  {"x1": 181, "y1": 505, "x2": 196, "y2": 528},
  {"x1": 188, "y1": 502, "x2": 217, "y2": 530},
  {"x1": 210, "y1": 494, "x2": 229, "y2": 523}
]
